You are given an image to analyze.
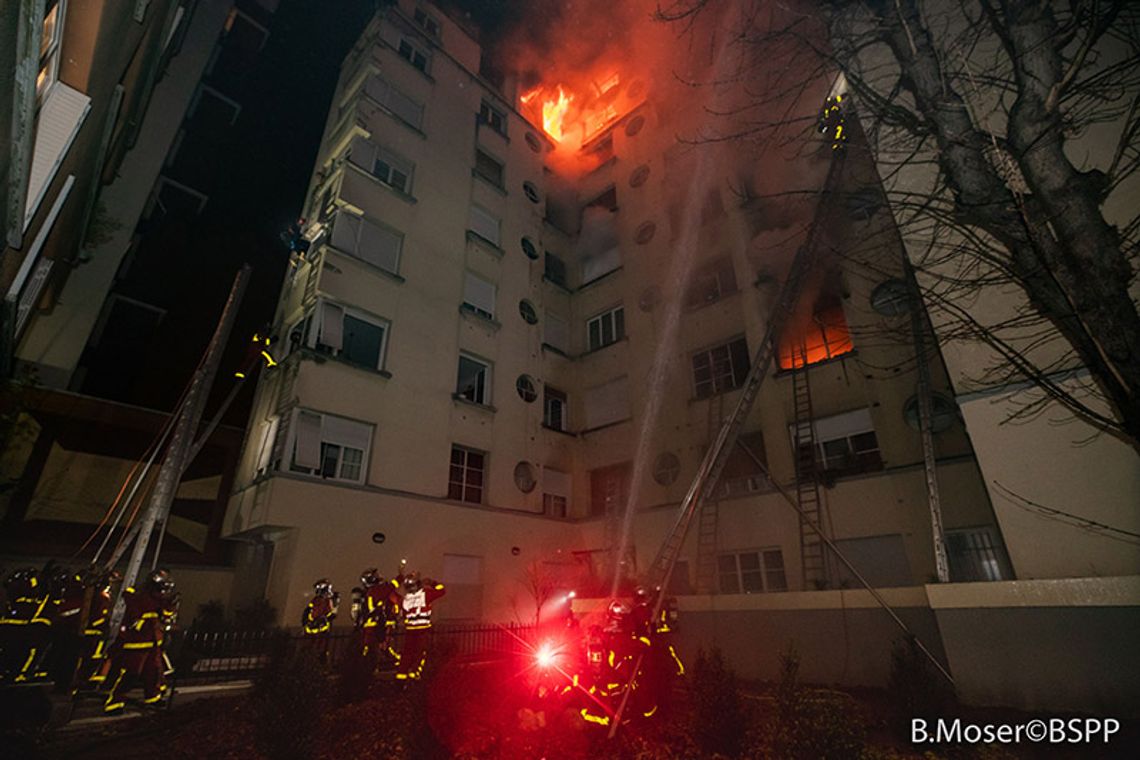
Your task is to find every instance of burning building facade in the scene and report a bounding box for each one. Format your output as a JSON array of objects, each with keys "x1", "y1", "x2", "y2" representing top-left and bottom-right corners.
[{"x1": 224, "y1": 0, "x2": 1012, "y2": 628}]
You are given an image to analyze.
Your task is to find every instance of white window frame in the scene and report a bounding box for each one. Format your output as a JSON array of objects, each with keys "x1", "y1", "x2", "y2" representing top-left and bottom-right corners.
[
  {"x1": 543, "y1": 386, "x2": 568, "y2": 431},
  {"x1": 448, "y1": 444, "x2": 486, "y2": 503},
  {"x1": 586, "y1": 305, "x2": 625, "y2": 352},
  {"x1": 456, "y1": 352, "x2": 491, "y2": 406},
  {"x1": 790, "y1": 408, "x2": 882, "y2": 476},
  {"x1": 312, "y1": 299, "x2": 390, "y2": 371},
  {"x1": 542, "y1": 467, "x2": 571, "y2": 518},
  {"x1": 691, "y1": 335, "x2": 750, "y2": 399},
  {"x1": 287, "y1": 409, "x2": 373, "y2": 484},
  {"x1": 474, "y1": 148, "x2": 505, "y2": 188},
  {"x1": 37, "y1": 0, "x2": 66, "y2": 104},
  {"x1": 347, "y1": 136, "x2": 415, "y2": 196},
  {"x1": 717, "y1": 548, "x2": 787, "y2": 594}
]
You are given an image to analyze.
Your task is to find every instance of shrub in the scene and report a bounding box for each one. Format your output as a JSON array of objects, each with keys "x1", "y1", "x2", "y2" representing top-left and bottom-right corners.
[
  {"x1": 691, "y1": 647, "x2": 747, "y2": 757},
  {"x1": 193, "y1": 599, "x2": 226, "y2": 631},
  {"x1": 887, "y1": 635, "x2": 955, "y2": 724},
  {"x1": 253, "y1": 640, "x2": 330, "y2": 759},
  {"x1": 234, "y1": 598, "x2": 277, "y2": 630}
]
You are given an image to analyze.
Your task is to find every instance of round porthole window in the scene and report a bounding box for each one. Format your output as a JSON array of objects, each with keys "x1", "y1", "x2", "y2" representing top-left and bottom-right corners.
[
  {"x1": 870, "y1": 279, "x2": 912, "y2": 316},
  {"x1": 525, "y1": 132, "x2": 543, "y2": 153},
  {"x1": 903, "y1": 393, "x2": 957, "y2": 433},
  {"x1": 653, "y1": 452, "x2": 681, "y2": 485},
  {"x1": 521, "y1": 236, "x2": 539, "y2": 260},
  {"x1": 519, "y1": 299, "x2": 538, "y2": 325},
  {"x1": 523, "y1": 181, "x2": 541, "y2": 204},
  {"x1": 625, "y1": 114, "x2": 646, "y2": 136},
  {"x1": 514, "y1": 461, "x2": 537, "y2": 493},
  {"x1": 516, "y1": 374, "x2": 538, "y2": 402},
  {"x1": 634, "y1": 221, "x2": 656, "y2": 244},
  {"x1": 629, "y1": 164, "x2": 650, "y2": 188}
]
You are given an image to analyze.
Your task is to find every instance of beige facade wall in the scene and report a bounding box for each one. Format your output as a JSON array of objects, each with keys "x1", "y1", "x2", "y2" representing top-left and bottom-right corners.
[{"x1": 225, "y1": 0, "x2": 1008, "y2": 623}]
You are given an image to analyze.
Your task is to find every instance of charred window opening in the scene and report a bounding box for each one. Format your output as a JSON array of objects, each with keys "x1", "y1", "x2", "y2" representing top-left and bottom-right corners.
[
  {"x1": 584, "y1": 186, "x2": 618, "y2": 213},
  {"x1": 684, "y1": 257, "x2": 738, "y2": 309},
  {"x1": 544, "y1": 252, "x2": 567, "y2": 287},
  {"x1": 778, "y1": 287, "x2": 853, "y2": 370}
]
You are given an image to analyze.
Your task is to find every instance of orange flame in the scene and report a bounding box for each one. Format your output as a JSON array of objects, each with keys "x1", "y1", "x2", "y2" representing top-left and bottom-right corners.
[{"x1": 523, "y1": 85, "x2": 575, "y2": 143}]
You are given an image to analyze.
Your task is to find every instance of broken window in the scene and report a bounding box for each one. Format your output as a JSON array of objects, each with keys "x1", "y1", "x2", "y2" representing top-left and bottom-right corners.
[
  {"x1": 692, "y1": 336, "x2": 750, "y2": 399},
  {"x1": 685, "y1": 257, "x2": 738, "y2": 309},
  {"x1": 448, "y1": 445, "x2": 485, "y2": 503},
  {"x1": 778, "y1": 290, "x2": 853, "y2": 370},
  {"x1": 590, "y1": 462, "x2": 631, "y2": 517}
]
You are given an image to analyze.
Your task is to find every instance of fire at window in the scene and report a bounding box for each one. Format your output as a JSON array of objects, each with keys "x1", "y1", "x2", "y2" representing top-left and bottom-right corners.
[
  {"x1": 519, "y1": 71, "x2": 642, "y2": 155},
  {"x1": 778, "y1": 291, "x2": 854, "y2": 370}
]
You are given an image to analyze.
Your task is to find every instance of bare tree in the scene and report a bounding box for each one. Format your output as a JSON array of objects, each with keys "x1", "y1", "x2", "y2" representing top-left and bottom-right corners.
[
  {"x1": 658, "y1": 0, "x2": 1140, "y2": 451},
  {"x1": 520, "y1": 560, "x2": 558, "y2": 626}
]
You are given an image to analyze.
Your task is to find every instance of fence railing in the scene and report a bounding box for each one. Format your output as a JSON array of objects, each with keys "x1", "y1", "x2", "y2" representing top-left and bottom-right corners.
[{"x1": 168, "y1": 623, "x2": 537, "y2": 686}]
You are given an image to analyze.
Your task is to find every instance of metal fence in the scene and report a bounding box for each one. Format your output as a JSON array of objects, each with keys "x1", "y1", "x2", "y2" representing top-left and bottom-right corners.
[{"x1": 168, "y1": 623, "x2": 537, "y2": 685}]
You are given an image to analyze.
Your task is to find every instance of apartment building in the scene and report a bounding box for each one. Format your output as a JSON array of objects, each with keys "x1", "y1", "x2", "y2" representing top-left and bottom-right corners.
[{"x1": 225, "y1": 0, "x2": 1011, "y2": 626}]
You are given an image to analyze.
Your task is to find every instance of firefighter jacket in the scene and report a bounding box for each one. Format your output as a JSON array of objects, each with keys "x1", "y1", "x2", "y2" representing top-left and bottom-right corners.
[
  {"x1": 52, "y1": 574, "x2": 86, "y2": 632},
  {"x1": 0, "y1": 577, "x2": 52, "y2": 628},
  {"x1": 398, "y1": 578, "x2": 445, "y2": 631},
  {"x1": 116, "y1": 587, "x2": 168, "y2": 651},
  {"x1": 302, "y1": 596, "x2": 336, "y2": 634},
  {"x1": 362, "y1": 580, "x2": 399, "y2": 629}
]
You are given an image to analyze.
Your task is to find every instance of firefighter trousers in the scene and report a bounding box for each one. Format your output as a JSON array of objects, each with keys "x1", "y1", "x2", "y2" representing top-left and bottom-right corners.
[
  {"x1": 0, "y1": 622, "x2": 51, "y2": 682},
  {"x1": 396, "y1": 628, "x2": 430, "y2": 680},
  {"x1": 105, "y1": 646, "x2": 165, "y2": 712}
]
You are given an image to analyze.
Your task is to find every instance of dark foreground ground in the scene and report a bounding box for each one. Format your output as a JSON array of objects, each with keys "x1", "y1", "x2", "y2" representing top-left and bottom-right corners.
[{"x1": 7, "y1": 649, "x2": 1139, "y2": 759}]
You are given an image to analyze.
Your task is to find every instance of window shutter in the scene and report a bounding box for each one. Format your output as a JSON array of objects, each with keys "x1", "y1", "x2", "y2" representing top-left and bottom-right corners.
[
  {"x1": 256, "y1": 416, "x2": 280, "y2": 473},
  {"x1": 468, "y1": 206, "x2": 500, "y2": 245},
  {"x1": 584, "y1": 376, "x2": 630, "y2": 429},
  {"x1": 463, "y1": 272, "x2": 496, "y2": 317},
  {"x1": 357, "y1": 218, "x2": 401, "y2": 274},
  {"x1": 543, "y1": 467, "x2": 570, "y2": 499},
  {"x1": 347, "y1": 135, "x2": 377, "y2": 172},
  {"x1": 387, "y1": 88, "x2": 423, "y2": 129},
  {"x1": 545, "y1": 312, "x2": 568, "y2": 352},
  {"x1": 318, "y1": 301, "x2": 345, "y2": 350},
  {"x1": 294, "y1": 411, "x2": 322, "y2": 469},
  {"x1": 331, "y1": 212, "x2": 361, "y2": 253},
  {"x1": 322, "y1": 414, "x2": 372, "y2": 451},
  {"x1": 365, "y1": 76, "x2": 390, "y2": 106}
]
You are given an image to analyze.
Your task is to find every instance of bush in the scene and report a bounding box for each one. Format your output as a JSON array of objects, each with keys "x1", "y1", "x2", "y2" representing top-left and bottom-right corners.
[
  {"x1": 253, "y1": 641, "x2": 331, "y2": 759},
  {"x1": 759, "y1": 646, "x2": 868, "y2": 760},
  {"x1": 234, "y1": 598, "x2": 277, "y2": 631},
  {"x1": 193, "y1": 599, "x2": 226, "y2": 631},
  {"x1": 691, "y1": 647, "x2": 746, "y2": 757}
]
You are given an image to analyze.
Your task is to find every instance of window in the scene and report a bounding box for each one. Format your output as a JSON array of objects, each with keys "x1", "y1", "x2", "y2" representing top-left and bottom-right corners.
[
  {"x1": 778, "y1": 292, "x2": 854, "y2": 369},
  {"x1": 653, "y1": 452, "x2": 680, "y2": 486},
  {"x1": 544, "y1": 312, "x2": 568, "y2": 353},
  {"x1": 718, "y1": 549, "x2": 787, "y2": 594},
  {"x1": 462, "y1": 272, "x2": 496, "y2": 320},
  {"x1": 474, "y1": 149, "x2": 504, "y2": 188},
  {"x1": 289, "y1": 410, "x2": 373, "y2": 484},
  {"x1": 947, "y1": 528, "x2": 1008, "y2": 582},
  {"x1": 544, "y1": 386, "x2": 567, "y2": 431},
  {"x1": 397, "y1": 36, "x2": 431, "y2": 73},
  {"x1": 330, "y1": 212, "x2": 402, "y2": 276},
  {"x1": 364, "y1": 76, "x2": 424, "y2": 129},
  {"x1": 516, "y1": 375, "x2": 537, "y2": 402},
  {"x1": 521, "y1": 237, "x2": 539, "y2": 260},
  {"x1": 587, "y1": 306, "x2": 625, "y2": 352},
  {"x1": 692, "y1": 336, "x2": 750, "y2": 399},
  {"x1": 313, "y1": 301, "x2": 389, "y2": 370},
  {"x1": 519, "y1": 299, "x2": 538, "y2": 324},
  {"x1": 456, "y1": 353, "x2": 491, "y2": 405},
  {"x1": 590, "y1": 462, "x2": 631, "y2": 517},
  {"x1": 522, "y1": 182, "x2": 540, "y2": 203},
  {"x1": 583, "y1": 376, "x2": 630, "y2": 429},
  {"x1": 685, "y1": 258, "x2": 738, "y2": 309},
  {"x1": 479, "y1": 100, "x2": 507, "y2": 136},
  {"x1": 584, "y1": 186, "x2": 618, "y2": 212},
  {"x1": 716, "y1": 432, "x2": 770, "y2": 496},
  {"x1": 448, "y1": 446, "x2": 485, "y2": 503},
  {"x1": 542, "y1": 468, "x2": 570, "y2": 518},
  {"x1": 793, "y1": 408, "x2": 883, "y2": 477},
  {"x1": 589, "y1": 134, "x2": 614, "y2": 164},
  {"x1": 37, "y1": 1, "x2": 65, "y2": 102},
  {"x1": 544, "y1": 252, "x2": 567, "y2": 287},
  {"x1": 413, "y1": 6, "x2": 440, "y2": 37},
  {"x1": 348, "y1": 137, "x2": 414, "y2": 195},
  {"x1": 468, "y1": 205, "x2": 501, "y2": 246}
]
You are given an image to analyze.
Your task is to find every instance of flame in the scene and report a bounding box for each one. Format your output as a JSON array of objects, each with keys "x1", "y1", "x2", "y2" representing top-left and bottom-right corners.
[{"x1": 523, "y1": 85, "x2": 575, "y2": 143}]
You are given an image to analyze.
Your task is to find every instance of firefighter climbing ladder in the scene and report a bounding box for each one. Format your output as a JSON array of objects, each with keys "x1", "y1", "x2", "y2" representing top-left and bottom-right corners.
[{"x1": 790, "y1": 343, "x2": 829, "y2": 588}]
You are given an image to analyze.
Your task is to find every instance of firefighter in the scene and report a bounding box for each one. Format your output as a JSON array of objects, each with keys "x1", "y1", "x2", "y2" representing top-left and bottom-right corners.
[
  {"x1": 302, "y1": 579, "x2": 339, "y2": 663},
  {"x1": 359, "y1": 568, "x2": 400, "y2": 672},
  {"x1": 394, "y1": 571, "x2": 445, "y2": 681},
  {"x1": 73, "y1": 569, "x2": 116, "y2": 691},
  {"x1": 0, "y1": 567, "x2": 53, "y2": 683},
  {"x1": 47, "y1": 567, "x2": 85, "y2": 688},
  {"x1": 104, "y1": 569, "x2": 178, "y2": 713}
]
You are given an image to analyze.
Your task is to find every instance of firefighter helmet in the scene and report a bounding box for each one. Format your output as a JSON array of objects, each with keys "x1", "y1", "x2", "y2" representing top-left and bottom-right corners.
[
  {"x1": 313, "y1": 578, "x2": 334, "y2": 598},
  {"x1": 361, "y1": 568, "x2": 381, "y2": 587},
  {"x1": 147, "y1": 568, "x2": 176, "y2": 599},
  {"x1": 4, "y1": 567, "x2": 38, "y2": 591},
  {"x1": 402, "y1": 571, "x2": 422, "y2": 593},
  {"x1": 633, "y1": 586, "x2": 652, "y2": 606}
]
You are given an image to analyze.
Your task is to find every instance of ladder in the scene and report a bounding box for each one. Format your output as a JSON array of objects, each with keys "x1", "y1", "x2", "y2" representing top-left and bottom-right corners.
[
  {"x1": 790, "y1": 343, "x2": 828, "y2": 588},
  {"x1": 695, "y1": 391, "x2": 725, "y2": 593},
  {"x1": 645, "y1": 151, "x2": 846, "y2": 592}
]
